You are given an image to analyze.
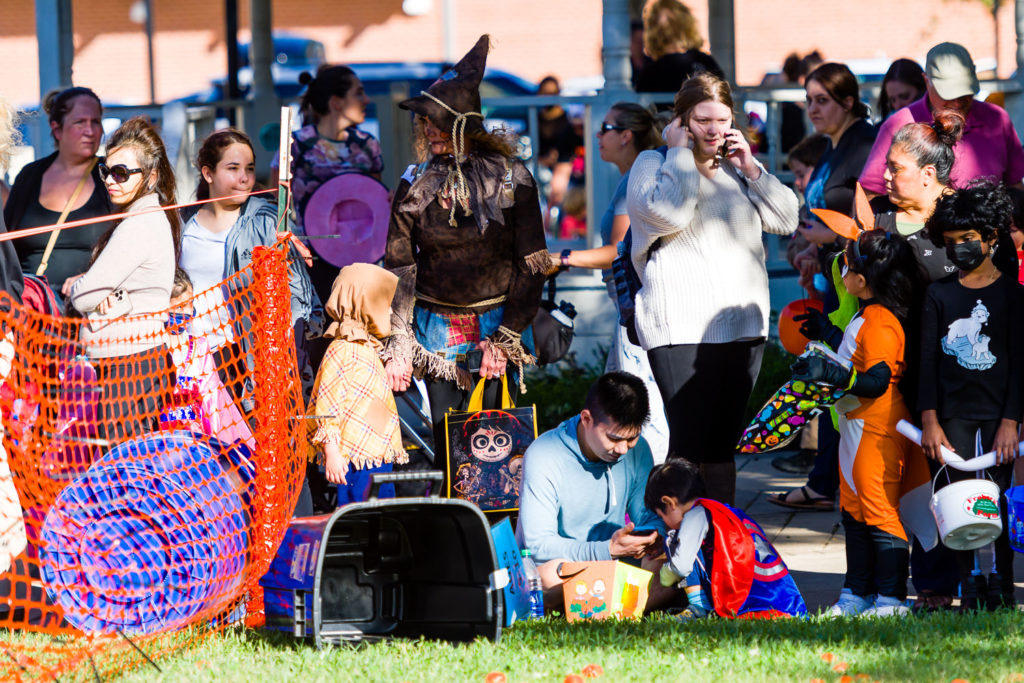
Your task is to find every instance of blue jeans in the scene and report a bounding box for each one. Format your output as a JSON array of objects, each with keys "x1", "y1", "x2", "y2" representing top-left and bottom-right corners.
[{"x1": 336, "y1": 462, "x2": 395, "y2": 506}]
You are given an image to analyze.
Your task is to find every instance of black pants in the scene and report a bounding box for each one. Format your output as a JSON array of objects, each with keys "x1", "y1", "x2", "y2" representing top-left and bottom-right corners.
[
  {"x1": 941, "y1": 418, "x2": 1015, "y2": 584},
  {"x1": 911, "y1": 417, "x2": 1016, "y2": 594},
  {"x1": 842, "y1": 510, "x2": 910, "y2": 599},
  {"x1": 647, "y1": 339, "x2": 764, "y2": 463},
  {"x1": 92, "y1": 346, "x2": 173, "y2": 444}
]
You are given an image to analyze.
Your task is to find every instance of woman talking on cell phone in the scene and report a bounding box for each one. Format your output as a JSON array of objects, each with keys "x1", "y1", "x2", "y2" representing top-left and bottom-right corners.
[
  {"x1": 70, "y1": 116, "x2": 179, "y2": 443},
  {"x1": 626, "y1": 72, "x2": 799, "y2": 505}
]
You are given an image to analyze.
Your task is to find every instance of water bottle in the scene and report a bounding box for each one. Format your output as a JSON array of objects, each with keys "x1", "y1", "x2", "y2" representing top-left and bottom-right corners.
[{"x1": 520, "y1": 548, "x2": 545, "y2": 619}]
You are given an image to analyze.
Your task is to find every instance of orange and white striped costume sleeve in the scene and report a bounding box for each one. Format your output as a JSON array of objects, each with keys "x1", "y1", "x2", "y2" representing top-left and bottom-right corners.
[{"x1": 833, "y1": 305, "x2": 933, "y2": 543}]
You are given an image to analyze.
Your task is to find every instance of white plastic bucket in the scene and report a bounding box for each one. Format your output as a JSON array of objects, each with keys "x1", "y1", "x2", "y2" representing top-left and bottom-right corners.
[{"x1": 930, "y1": 470, "x2": 1002, "y2": 551}]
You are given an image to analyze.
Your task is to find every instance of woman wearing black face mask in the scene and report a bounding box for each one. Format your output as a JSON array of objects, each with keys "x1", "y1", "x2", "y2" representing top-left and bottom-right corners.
[{"x1": 918, "y1": 182, "x2": 1024, "y2": 611}]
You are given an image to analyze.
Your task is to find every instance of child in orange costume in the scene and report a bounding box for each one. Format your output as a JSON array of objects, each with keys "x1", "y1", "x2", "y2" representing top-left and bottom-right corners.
[{"x1": 792, "y1": 229, "x2": 933, "y2": 617}]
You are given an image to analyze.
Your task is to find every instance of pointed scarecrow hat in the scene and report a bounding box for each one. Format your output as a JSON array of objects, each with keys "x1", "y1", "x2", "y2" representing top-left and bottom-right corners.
[
  {"x1": 809, "y1": 182, "x2": 875, "y2": 241},
  {"x1": 399, "y1": 34, "x2": 490, "y2": 134}
]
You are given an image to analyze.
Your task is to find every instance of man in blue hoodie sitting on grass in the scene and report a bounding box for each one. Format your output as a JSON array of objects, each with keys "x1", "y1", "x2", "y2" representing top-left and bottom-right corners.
[{"x1": 515, "y1": 371, "x2": 675, "y2": 612}]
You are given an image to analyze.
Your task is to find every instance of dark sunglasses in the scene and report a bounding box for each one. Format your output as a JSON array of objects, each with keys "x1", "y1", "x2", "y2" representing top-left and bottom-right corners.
[
  {"x1": 98, "y1": 163, "x2": 144, "y2": 184},
  {"x1": 599, "y1": 122, "x2": 626, "y2": 134}
]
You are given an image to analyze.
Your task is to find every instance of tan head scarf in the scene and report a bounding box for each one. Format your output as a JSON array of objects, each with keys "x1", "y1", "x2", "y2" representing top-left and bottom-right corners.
[{"x1": 324, "y1": 264, "x2": 399, "y2": 348}]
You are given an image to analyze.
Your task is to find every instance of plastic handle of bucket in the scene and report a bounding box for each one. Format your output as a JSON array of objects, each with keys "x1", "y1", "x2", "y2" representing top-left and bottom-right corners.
[
  {"x1": 368, "y1": 471, "x2": 444, "y2": 499},
  {"x1": 467, "y1": 374, "x2": 514, "y2": 412},
  {"x1": 898, "y1": 419, "x2": 1016, "y2": 472},
  {"x1": 931, "y1": 463, "x2": 999, "y2": 498}
]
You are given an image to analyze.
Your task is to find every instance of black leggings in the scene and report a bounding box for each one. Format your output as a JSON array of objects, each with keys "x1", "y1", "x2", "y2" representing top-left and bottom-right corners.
[
  {"x1": 647, "y1": 339, "x2": 764, "y2": 463},
  {"x1": 842, "y1": 510, "x2": 910, "y2": 599}
]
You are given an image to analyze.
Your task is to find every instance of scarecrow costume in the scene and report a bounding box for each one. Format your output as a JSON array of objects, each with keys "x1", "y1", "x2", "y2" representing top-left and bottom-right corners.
[
  {"x1": 307, "y1": 264, "x2": 408, "y2": 505},
  {"x1": 383, "y1": 35, "x2": 547, "y2": 449}
]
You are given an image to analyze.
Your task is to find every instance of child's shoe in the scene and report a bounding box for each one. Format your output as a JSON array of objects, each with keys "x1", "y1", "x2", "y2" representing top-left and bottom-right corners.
[
  {"x1": 826, "y1": 588, "x2": 874, "y2": 617},
  {"x1": 861, "y1": 595, "x2": 910, "y2": 617},
  {"x1": 959, "y1": 573, "x2": 988, "y2": 612},
  {"x1": 985, "y1": 573, "x2": 1016, "y2": 611},
  {"x1": 673, "y1": 604, "x2": 710, "y2": 621}
]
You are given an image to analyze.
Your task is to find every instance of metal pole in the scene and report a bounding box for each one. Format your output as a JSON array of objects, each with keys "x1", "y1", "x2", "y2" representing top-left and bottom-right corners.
[
  {"x1": 1013, "y1": 0, "x2": 1024, "y2": 142},
  {"x1": 590, "y1": 0, "x2": 633, "y2": 256},
  {"x1": 601, "y1": 0, "x2": 631, "y2": 92},
  {"x1": 226, "y1": 0, "x2": 240, "y2": 125},
  {"x1": 442, "y1": 0, "x2": 455, "y2": 62},
  {"x1": 708, "y1": 0, "x2": 736, "y2": 84},
  {"x1": 249, "y1": 0, "x2": 279, "y2": 177},
  {"x1": 34, "y1": 0, "x2": 74, "y2": 156},
  {"x1": 145, "y1": 0, "x2": 156, "y2": 104}
]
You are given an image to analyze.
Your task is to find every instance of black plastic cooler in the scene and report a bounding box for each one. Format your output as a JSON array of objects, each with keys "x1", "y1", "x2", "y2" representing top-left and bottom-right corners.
[{"x1": 260, "y1": 473, "x2": 505, "y2": 646}]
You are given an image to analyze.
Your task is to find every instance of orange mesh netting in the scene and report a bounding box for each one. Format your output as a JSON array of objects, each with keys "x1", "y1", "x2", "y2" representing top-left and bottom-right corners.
[{"x1": 0, "y1": 238, "x2": 305, "y2": 680}]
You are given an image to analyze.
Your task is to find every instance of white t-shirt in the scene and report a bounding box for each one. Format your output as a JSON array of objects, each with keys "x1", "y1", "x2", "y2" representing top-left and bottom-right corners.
[{"x1": 180, "y1": 215, "x2": 234, "y2": 348}]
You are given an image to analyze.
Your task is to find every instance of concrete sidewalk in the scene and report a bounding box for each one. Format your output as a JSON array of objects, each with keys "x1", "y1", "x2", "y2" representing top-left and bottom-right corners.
[{"x1": 737, "y1": 451, "x2": 1024, "y2": 612}]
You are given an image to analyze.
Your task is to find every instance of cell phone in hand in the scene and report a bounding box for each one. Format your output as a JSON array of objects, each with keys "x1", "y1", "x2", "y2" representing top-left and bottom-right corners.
[
  {"x1": 101, "y1": 289, "x2": 132, "y2": 318},
  {"x1": 466, "y1": 348, "x2": 483, "y2": 374},
  {"x1": 628, "y1": 527, "x2": 658, "y2": 537}
]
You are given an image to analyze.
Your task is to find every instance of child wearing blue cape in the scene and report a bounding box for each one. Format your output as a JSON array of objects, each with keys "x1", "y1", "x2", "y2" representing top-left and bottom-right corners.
[{"x1": 645, "y1": 459, "x2": 806, "y2": 619}]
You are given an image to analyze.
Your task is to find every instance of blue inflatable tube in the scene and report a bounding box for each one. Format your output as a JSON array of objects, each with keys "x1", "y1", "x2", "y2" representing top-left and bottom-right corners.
[{"x1": 40, "y1": 431, "x2": 254, "y2": 634}]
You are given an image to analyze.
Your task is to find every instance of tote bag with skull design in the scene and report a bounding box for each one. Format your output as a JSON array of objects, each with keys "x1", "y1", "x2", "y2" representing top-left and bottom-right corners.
[{"x1": 444, "y1": 376, "x2": 537, "y2": 513}]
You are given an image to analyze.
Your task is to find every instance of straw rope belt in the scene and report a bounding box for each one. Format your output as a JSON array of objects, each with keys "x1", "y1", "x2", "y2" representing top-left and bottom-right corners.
[{"x1": 415, "y1": 291, "x2": 507, "y2": 308}]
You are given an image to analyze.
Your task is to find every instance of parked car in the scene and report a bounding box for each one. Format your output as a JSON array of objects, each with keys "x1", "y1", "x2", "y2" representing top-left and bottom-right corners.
[{"x1": 176, "y1": 34, "x2": 326, "y2": 103}]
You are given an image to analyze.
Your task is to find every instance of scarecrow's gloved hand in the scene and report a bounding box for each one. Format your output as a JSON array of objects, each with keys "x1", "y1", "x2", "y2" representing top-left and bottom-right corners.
[
  {"x1": 793, "y1": 309, "x2": 843, "y2": 349},
  {"x1": 790, "y1": 355, "x2": 854, "y2": 390}
]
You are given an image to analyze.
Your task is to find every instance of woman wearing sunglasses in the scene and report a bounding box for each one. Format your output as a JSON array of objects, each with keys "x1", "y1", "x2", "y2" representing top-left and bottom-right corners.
[
  {"x1": 3, "y1": 87, "x2": 113, "y2": 306},
  {"x1": 69, "y1": 116, "x2": 180, "y2": 443},
  {"x1": 626, "y1": 71, "x2": 799, "y2": 505},
  {"x1": 543, "y1": 102, "x2": 670, "y2": 463}
]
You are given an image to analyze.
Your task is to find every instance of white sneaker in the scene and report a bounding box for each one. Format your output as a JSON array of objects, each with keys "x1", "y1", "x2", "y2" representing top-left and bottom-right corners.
[
  {"x1": 827, "y1": 589, "x2": 874, "y2": 617},
  {"x1": 861, "y1": 595, "x2": 910, "y2": 617}
]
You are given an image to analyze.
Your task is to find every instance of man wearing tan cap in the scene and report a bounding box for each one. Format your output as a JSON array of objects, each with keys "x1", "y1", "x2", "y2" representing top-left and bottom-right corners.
[{"x1": 859, "y1": 42, "x2": 1024, "y2": 198}]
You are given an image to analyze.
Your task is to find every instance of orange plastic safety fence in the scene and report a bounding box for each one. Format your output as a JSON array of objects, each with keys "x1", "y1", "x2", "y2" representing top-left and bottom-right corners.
[{"x1": 0, "y1": 240, "x2": 305, "y2": 680}]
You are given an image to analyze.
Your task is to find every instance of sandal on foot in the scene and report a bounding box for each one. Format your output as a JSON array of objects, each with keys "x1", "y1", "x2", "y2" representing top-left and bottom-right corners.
[{"x1": 767, "y1": 486, "x2": 834, "y2": 511}]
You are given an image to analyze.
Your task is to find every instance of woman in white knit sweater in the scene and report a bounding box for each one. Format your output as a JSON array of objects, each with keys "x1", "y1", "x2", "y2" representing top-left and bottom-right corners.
[
  {"x1": 627, "y1": 72, "x2": 798, "y2": 504},
  {"x1": 71, "y1": 117, "x2": 179, "y2": 444}
]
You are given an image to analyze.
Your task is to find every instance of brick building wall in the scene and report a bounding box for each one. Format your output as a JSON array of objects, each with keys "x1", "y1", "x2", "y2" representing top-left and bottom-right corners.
[{"x1": 0, "y1": 0, "x2": 1016, "y2": 107}]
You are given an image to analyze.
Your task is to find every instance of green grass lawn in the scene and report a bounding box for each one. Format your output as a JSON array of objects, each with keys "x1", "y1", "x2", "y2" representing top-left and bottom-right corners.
[{"x1": 101, "y1": 610, "x2": 1024, "y2": 683}]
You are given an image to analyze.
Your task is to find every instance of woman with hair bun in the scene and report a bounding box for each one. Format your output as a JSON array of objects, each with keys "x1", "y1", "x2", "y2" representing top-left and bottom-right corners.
[
  {"x1": 70, "y1": 116, "x2": 179, "y2": 442},
  {"x1": 803, "y1": 63, "x2": 877, "y2": 217},
  {"x1": 874, "y1": 112, "x2": 1019, "y2": 280},
  {"x1": 286, "y1": 65, "x2": 382, "y2": 302},
  {"x1": 871, "y1": 111, "x2": 964, "y2": 280},
  {"x1": 4, "y1": 87, "x2": 113, "y2": 303}
]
